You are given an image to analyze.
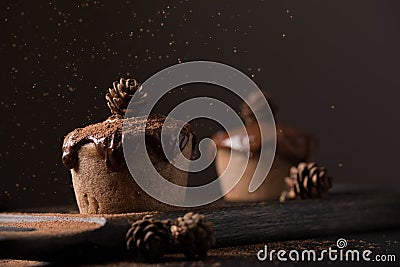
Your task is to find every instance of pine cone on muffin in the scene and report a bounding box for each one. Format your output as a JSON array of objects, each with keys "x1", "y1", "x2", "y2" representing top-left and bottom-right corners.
[
  {"x1": 106, "y1": 78, "x2": 141, "y2": 117},
  {"x1": 126, "y1": 216, "x2": 172, "y2": 261},
  {"x1": 280, "y1": 162, "x2": 332, "y2": 202},
  {"x1": 240, "y1": 90, "x2": 278, "y2": 125},
  {"x1": 170, "y1": 212, "x2": 215, "y2": 259}
]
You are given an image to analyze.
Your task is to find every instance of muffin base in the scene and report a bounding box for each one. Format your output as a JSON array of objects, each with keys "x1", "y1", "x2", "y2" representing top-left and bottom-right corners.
[
  {"x1": 216, "y1": 148, "x2": 312, "y2": 202},
  {"x1": 71, "y1": 137, "x2": 192, "y2": 214}
]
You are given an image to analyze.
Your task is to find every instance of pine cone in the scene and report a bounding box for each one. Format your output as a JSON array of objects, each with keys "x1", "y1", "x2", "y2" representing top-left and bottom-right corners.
[
  {"x1": 280, "y1": 162, "x2": 332, "y2": 202},
  {"x1": 241, "y1": 90, "x2": 278, "y2": 125},
  {"x1": 126, "y1": 216, "x2": 172, "y2": 261},
  {"x1": 170, "y1": 212, "x2": 215, "y2": 259},
  {"x1": 106, "y1": 77, "x2": 141, "y2": 117}
]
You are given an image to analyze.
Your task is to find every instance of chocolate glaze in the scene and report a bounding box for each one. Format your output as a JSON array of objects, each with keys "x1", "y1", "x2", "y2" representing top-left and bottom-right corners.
[
  {"x1": 212, "y1": 123, "x2": 316, "y2": 161},
  {"x1": 62, "y1": 115, "x2": 194, "y2": 170}
]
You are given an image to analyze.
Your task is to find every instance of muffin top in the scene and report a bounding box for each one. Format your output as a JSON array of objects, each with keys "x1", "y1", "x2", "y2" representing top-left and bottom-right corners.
[
  {"x1": 62, "y1": 115, "x2": 194, "y2": 170},
  {"x1": 212, "y1": 123, "x2": 316, "y2": 162},
  {"x1": 213, "y1": 90, "x2": 316, "y2": 162}
]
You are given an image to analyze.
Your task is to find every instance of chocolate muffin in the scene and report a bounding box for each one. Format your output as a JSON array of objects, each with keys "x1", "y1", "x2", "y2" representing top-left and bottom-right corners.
[
  {"x1": 62, "y1": 114, "x2": 194, "y2": 213},
  {"x1": 62, "y1": 78, "x2": 196, "y2": 214},
  {"x1": 213, "y1": 123, "x2": 316, "y2": 201},
  {"x1": 213, "y1": 91, "x2": 316, "y2": 201}
]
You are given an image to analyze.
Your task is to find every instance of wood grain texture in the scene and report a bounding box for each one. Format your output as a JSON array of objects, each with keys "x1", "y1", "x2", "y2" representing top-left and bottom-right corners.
[{"x1": 0, "y1": 192, "x2": 399, "y2": 262}]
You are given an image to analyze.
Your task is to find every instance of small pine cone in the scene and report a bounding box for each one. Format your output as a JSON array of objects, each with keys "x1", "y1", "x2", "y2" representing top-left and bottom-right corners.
[
  {"x1": 106, "y1": 77, "x2": 141, "y2": 116},
  {"x1": 241, "y1": 90, "x2": 278, "y2": 125},
  {"x1": 126, "y1": 216, "x2": 172, "y2": 261},
  {"x1": 171, "y1": 212, "x2": 215, "y2": 259},
  {"x1": 280, "y1": 162, "x2": 332, "y2": 202}
]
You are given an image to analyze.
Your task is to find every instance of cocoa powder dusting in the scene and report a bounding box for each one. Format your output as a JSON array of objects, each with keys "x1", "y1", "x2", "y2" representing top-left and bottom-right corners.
[
  {"x1": 1, "y1": 220, "x2": 101, "y2": 236},
  {"x1": 62, "y1": 115, "x2": 193, "y2": 171}
]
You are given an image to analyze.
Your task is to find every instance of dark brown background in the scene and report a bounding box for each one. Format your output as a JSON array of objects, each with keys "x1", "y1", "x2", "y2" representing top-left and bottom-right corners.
[{"x1": 1, "y1": 0, "x2": 399, "y2": 210}]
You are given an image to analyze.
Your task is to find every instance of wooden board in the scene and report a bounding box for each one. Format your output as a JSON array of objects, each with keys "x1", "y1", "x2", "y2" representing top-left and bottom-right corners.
[{"x1": 0, "y1": 192, "x2": 399, "y2": 262}]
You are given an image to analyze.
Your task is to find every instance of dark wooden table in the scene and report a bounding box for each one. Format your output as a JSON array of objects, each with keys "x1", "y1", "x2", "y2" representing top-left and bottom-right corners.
[{"x1": 1, "y1": 190, "x2": 399, "y2": 266}]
